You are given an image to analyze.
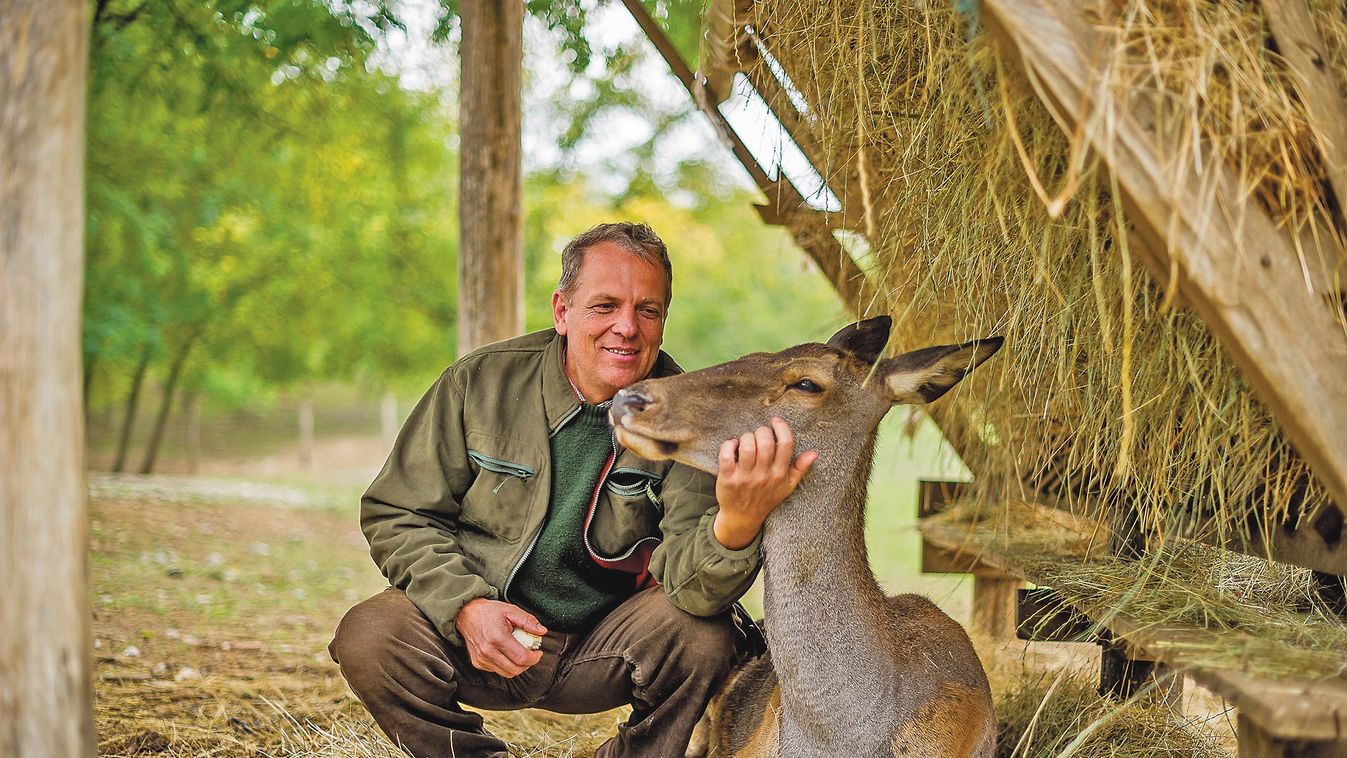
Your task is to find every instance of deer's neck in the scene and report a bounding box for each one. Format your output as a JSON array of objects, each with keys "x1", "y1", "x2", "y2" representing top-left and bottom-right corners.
[{"x1": 760, "y1": 432, "x2": 899, "y2": 733}]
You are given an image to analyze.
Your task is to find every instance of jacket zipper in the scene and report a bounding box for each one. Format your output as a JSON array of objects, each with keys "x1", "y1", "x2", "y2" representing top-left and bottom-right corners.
[
  {"x1": 505, "y1": 403, "x2": 580, "y2": 601},
  {"x1": 502, "y1": 527, "x2": 544, "y2": 603},
  {"x1": 466, "y1": 450, "x2": 535, "y2": 480}
]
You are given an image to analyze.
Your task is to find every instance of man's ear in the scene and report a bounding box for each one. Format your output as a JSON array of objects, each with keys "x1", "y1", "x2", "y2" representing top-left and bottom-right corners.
[
  {"x1": 877, "y1": 336, "x2": 1004, "y2": 404},
  {"x1": 826, "y1": 316, "x2": 893, "y2": 365},
  {"x1": 552, "y1": 290, "x2": 569, "y2": 335}
]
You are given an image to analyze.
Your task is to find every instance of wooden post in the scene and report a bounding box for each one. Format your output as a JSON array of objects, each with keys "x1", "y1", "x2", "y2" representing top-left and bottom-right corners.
[
  {"x1": 380, "y1": 391, "x2": 399, "y2": 449},
  {"x1": 972, "y1": 577, "x2": 1019, "y2": 638},
  {"x1": 457, "y1": 0, "x2": 524, "y2": 357},
  {"x1": 298, "y1": 398, "x2": 315, "y2": 472},
  {"x1": 0, "y1": 2, "x2": 95, "y2": 755}
]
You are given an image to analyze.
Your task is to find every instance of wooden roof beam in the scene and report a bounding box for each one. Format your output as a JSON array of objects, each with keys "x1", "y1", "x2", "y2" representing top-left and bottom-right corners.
[
  {"x1": 980, "y1": 0, "x2": 1347, "y2": 540},
  {"x1": 619, "y1": 0, "x2": 879, "y2": 311},
  {"x1": 1263, "y1": 0, "x2": 1347, "y2": 243}
]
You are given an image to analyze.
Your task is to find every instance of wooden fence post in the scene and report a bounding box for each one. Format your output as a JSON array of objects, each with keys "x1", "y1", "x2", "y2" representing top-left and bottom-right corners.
[
  {"x1": 457, "y1": 0, "x2": 523, "y2": 357},
  {"x1": 0, "y1": 2, "x2": 95, "y2": 754}
]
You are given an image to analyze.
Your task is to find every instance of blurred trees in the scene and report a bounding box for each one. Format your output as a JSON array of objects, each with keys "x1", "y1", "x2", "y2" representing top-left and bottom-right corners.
[
  {"x1": 84, "y1": 0, "x2": 844, "y2": 473},
  {"x1": 86, "y1": 0, "x2": 457, "y2": 470}
]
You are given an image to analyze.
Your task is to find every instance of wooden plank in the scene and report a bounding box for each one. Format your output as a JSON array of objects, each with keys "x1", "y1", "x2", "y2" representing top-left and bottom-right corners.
[
  {"x1": 921, "y1": 540, "x2": 1012, "y2": 578},
  {"x1": 740, "y1": 62, "x2": 867, "y2": 232},
  {"x1": 1237, "y1": 713, "x2": 1347, "y2": 757},
  {"x1": 1262, "y1": 0, "x2": 1347, "y2": 239},
  {"x1": 981, "y1": 0, "x2": 1347, "y2": 560},
  {"x1": 0, "y1": 2, "x2": 96, "y2": 755},
  {"x1": 458, "y1": 0, "x2": 523, "y2": 356}
]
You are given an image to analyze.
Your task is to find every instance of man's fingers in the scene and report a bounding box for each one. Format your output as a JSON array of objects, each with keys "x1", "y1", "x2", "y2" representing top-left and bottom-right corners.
[
  {"x1": 718, "y1": 438, "x2": 738, "y2": 472},
  {"x1": 788, "y1": 450, "x2": 818, "y2": 487},
  {"x1": 499, "y1": 639, "x2": 542, "y2": 668},
  {"x1": 769, "y1": 418, "x2": 795, "y2": 472},
  {"x1": 504, "y1": 607, "x2": 547, "y2": 636},
  {"x1": 737, "y1": 431, "x2": 758, "y2": 470},
  {"x1": 752, "y1": 426, "x2": 775, "y2": 471}
]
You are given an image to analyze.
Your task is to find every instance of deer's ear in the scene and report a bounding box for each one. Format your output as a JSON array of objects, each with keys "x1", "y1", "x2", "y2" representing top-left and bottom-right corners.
[
  {"x1": 876, "y1": 336, "x2": 1003, "y2": 404},
  {"x1": 826, "y1": 316, "x2": 893, "y2": 364}
]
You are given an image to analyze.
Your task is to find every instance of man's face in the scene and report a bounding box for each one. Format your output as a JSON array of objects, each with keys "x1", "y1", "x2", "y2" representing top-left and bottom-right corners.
[{"x1": 553, "y1": 241, "x2": 668, "y2": 403}]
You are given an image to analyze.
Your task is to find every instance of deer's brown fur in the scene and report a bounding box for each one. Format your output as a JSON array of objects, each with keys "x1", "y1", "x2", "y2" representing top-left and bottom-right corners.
[{"x1": 610, "y1": 317, "x2": 1000, "y2": 758}]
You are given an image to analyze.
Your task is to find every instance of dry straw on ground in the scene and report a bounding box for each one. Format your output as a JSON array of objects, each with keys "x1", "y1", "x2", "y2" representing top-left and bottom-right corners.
[
  {"x1": 744, "y1": 0, "x2": 1347, "y2": 553},
  {"x1": 992, "y1": 666, "x2": 1229, "y2": 758}
]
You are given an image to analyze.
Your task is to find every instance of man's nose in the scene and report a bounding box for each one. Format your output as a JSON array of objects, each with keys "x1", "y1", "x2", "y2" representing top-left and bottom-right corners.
[{"x1": 611, "y1": 306, "x2": 639, "y2": 337}]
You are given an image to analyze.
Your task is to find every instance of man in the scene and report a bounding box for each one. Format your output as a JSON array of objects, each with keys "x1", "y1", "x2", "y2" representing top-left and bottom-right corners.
[{"x1": 329, "y1": 222, "x2": 815, "y2": 757}]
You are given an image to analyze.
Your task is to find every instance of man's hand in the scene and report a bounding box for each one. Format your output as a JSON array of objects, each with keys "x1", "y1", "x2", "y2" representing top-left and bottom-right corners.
[
  {"x1": 454, "y1": 598, "x2": 548, "y2": 678},
  {"x1": 713, "y1": 417, "x2": 817, "y2": 550}
]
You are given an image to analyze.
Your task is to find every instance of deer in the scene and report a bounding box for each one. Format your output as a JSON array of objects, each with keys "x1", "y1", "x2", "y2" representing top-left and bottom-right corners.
[{"x1": 608, "y1": 316, "x2": 1001, "y2": 758}]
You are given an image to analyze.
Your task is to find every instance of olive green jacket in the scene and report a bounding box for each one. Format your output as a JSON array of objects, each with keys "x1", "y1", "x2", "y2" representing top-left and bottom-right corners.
[{"x1": 361, "y1": 329, "x2": 763, "y2": 646}]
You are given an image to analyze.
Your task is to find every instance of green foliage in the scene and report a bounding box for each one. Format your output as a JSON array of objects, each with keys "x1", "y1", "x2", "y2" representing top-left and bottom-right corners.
[{"x1": 86, "y1": 0, "x2": 458, "y2": 415}]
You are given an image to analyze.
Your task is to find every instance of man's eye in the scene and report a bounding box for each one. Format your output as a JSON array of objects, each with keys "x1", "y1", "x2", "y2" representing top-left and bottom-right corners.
[
  {"x1": 592, "y1": 303, "x2": 616, "y2": 313},
  {"x1": 640, "y1": 307, "x2": 662, "y2": 319},
  {"x1": 789, "y1": 379, "x2": 823, "y2": 394}
]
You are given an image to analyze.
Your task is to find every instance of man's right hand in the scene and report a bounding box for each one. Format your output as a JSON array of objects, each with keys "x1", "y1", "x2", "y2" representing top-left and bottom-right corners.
[{"x1": 455, "y1": 598, "x2": 548, "y2": 678}]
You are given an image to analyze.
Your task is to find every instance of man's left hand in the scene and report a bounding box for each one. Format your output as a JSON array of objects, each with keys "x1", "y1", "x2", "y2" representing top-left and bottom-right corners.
[{"x1": 712, "y1": 417, "x2": 816, "y2": 550}]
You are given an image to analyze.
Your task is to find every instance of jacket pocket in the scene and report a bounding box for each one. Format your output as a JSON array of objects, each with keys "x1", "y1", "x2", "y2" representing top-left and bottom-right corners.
[
  {"x1": 606, "y1": 467, "x2": 664, "y2": 511},
  {"x1": 590, "y1": 468, "x2": 665, "y2": 559},
  {"x1": 461, "y1": 438, "x2": 543, "y2": 541},
  {"x1": 467, "y1": 450, "x2": 536, "y2": 490}
]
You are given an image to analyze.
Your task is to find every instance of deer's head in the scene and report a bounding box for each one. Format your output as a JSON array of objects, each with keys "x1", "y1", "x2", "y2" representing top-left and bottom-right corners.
[{"x1": 609, "y1": 316, "x2": 1002, "y2": 474}]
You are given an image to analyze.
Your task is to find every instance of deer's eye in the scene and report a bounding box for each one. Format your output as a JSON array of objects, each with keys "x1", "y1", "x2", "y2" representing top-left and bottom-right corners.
[{"x1": 789, "y1": 379, "x2": 823, "y2": 394}]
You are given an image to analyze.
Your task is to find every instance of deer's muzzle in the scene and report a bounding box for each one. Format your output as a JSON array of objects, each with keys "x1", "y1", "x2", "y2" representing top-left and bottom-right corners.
[{"x1": 609, "y1": 387, "x2": 652, "y2": 422}]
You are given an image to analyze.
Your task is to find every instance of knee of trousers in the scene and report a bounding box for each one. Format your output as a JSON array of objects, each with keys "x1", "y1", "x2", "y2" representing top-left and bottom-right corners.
[
  {"x1": 329, "y1": 593, "x2": 441, "y2": 692},
  {"x1": 649, "y1": 601, "x2": 738, "y2": 682}
]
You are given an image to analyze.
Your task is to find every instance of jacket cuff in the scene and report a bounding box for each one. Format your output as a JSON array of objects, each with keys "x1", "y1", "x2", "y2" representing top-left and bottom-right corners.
[{"x1": 704, "y1": 509, "x2": 762, "y2": 562}]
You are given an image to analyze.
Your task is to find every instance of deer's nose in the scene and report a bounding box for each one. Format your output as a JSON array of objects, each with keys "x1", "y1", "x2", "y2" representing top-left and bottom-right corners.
[{"x1": 610, "y1": 388, "x2": 652, "y2": 420}]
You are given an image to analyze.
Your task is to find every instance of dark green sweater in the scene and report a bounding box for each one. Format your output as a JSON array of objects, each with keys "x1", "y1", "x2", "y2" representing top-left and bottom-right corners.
[{"x1": 511, "y1": 404, "x2": 633, "y2": 632}]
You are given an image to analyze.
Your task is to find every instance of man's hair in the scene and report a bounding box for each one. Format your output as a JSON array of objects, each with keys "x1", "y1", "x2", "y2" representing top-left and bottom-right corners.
[{"x1": 557, "y1": 222, "x2": 673, "y2": 309}]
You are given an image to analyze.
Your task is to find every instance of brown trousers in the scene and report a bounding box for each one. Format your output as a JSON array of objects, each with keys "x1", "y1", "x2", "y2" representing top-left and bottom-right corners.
[{"x1": 329, "y1": 587, "x2": 739, "y2": 758}]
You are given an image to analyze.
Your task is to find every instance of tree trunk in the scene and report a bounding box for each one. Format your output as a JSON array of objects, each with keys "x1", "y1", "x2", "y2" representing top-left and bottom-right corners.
[
  {"x1": 458, "y1": 0, "x2": 524, "y2": 357},
  {"x1": 185, "y1": 393, "x2": 201, "y2": 474},
  {"x1": 139, "y1": 334, "x2": 197, "y2": 474},
  {"x1": 111, "y1": 345, "x2": 151, "y2": 473},
  {"x1": 0, "y1": 3, "x2": 95, "y2": 755}
]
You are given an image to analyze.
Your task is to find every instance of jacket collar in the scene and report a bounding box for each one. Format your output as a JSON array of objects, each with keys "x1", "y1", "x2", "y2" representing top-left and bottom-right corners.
[{"x1": 541, "y1": 329, "x2": 684, "y2": 435}]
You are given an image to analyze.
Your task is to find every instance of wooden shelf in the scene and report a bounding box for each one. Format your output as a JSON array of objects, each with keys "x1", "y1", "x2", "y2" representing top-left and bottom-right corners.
[{"x1": 919, "y1": 512, "x2": 1347, "y2": 749}]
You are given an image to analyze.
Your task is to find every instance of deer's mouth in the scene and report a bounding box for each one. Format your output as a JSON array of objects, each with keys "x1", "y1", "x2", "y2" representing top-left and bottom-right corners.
[{"x1": 611, "y1": 418, "x2": 683, "y2": 461}]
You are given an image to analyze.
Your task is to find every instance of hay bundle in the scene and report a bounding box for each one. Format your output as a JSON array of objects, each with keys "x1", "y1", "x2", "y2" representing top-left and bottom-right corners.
[{"x1": 742, "y1": 0, "x2": 1347, "y2": 553}]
